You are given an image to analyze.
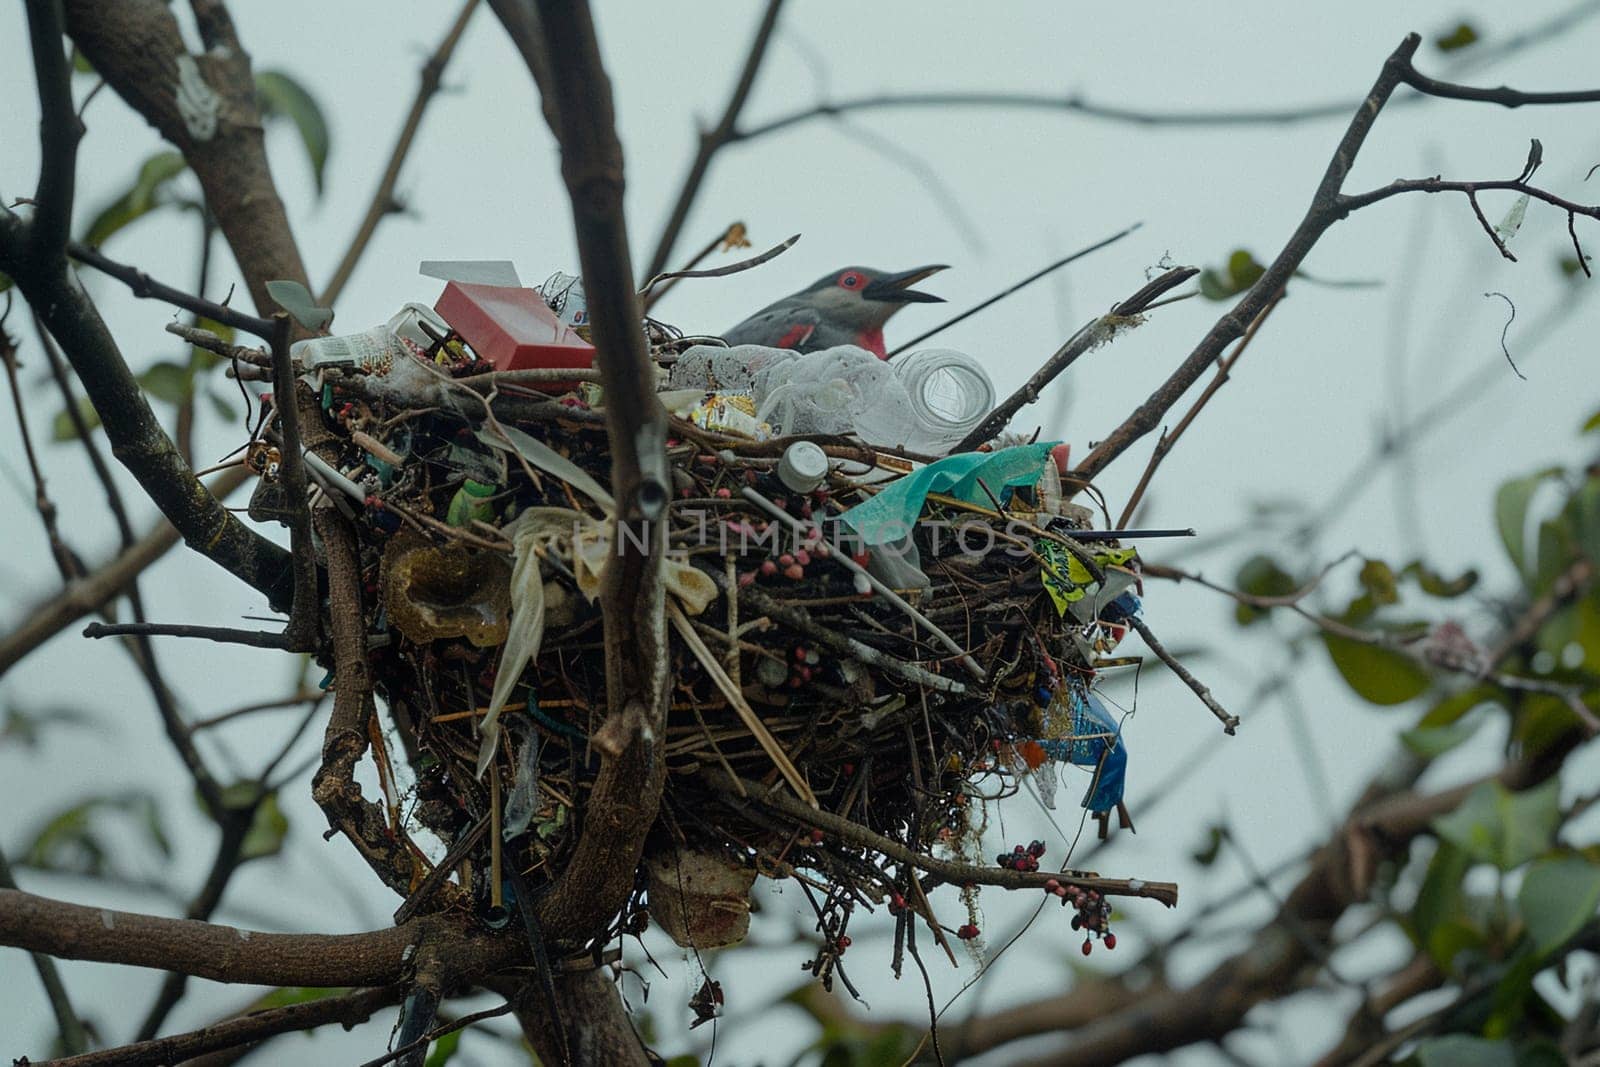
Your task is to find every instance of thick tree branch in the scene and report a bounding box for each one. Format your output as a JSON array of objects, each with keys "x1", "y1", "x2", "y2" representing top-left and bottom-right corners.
[
  {"x1": 642, "y1": 0, "x2": 787, "y2": 282},
  {"x1": 25, "y1": 0, "x2": 80, "y2": 259},
  {"x1": 0, "y1": 889, "x2": 521, "y2": 987},
  {"x1": 62, "y1": 0, "x2": 311, "y2": 311},
  {"x1": 485, "y1": 0, "x2": 675, "y2": 950}
]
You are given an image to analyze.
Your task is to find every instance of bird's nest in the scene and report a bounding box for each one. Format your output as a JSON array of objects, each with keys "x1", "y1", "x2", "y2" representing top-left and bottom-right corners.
[{"x1": 280, "y1": 323, "x2": 1169, "y2": 972}]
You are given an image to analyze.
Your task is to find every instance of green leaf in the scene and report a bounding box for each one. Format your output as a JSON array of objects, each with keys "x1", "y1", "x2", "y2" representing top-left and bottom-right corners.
[
  {"x1": 1495, "y1": 469, "x2": 1562, "y2": 577},
  {"x1": 1322, "y1": 633, "x2": 1431, "y2": 705},
  {"x1": 82, "y1": 151, "x2": 189, "y2": 246},
  {"x1": 24, "y1": 792, "x2": 170, "y2": 875},
  {"x1": 1198, "y1": 249, "x2": 1265, "y2": 300},
  {"x1": 1402, "y1": 561, "x2": 1479, "y2": 599},
  {"x1": 1582, "y1": 409, "x2": 1600, "y2": 434},
  {"x1": 1418, "y1": 685, "x2": 1503, "y2": 729},
  {"x1": 1434, "y1": 22, "x2": 1481, "y2": 52},
  {"x1": 1434, "y1": 780, "x2": 1561, "y2": 871},
  {"x1": 1233, "y1": 554, "x2": 1296, "y2": 626},
  {"x1": 51, "y1": 396, "x2": 102, "y2": 441},
  {"x1": 240, "y1": 793, "x2": 289, "y2": 861},
  {"x1": 265, "y1": 279, "x2": 333, "y2": 332},
  {"x1": 1359, "y1": 558, "x2": 1399, "y2": 606},
  {"x1": 1413, "y1": 841, "x2": 1471, "y2": 964},
  {"x1": 1494, "y1": 194, "x2": 1529, "y2": 246},
  {"x1": 0, "y1": 271, "x2": 11, "y2": 294},
  {"x1": 1402, "y1": 718, "x2": 1485, "y2": 757},
  {"x1": 255, "y1": 986, "x2": 351, "y2": 1010},
  {"x1": 1533, "y1": 518, "x2": 1575, "y2": 596},
  {"x1": 1191, "y1": 825, "x2": 1225, "y2": 866},
  {"x1": 137, "y1": 360, "x2": 193, "y2": 405},
  {"x1": 423, "y1": 1029, "x2": 463, "y2": 1067},
  {"x1": 255, "y1": 71, "x2": 330, "y2": 196},
  {"x1": 1517, "y1": 855, "x2": 1600, "y2": 955},
  {"x1": 1573, "y1": 476, "x2": 1600, "y2": 569}
]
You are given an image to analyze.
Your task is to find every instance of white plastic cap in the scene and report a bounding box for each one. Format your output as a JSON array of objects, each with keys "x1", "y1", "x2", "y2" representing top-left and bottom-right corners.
[{"x1": 777, "y1": 440, "x2": 829, "y2": 493}]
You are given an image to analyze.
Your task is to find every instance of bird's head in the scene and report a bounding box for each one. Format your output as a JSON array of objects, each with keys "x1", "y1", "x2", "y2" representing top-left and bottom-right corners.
[{"x1": 798, "y1": 264, "x2": 948, "y2": 330}]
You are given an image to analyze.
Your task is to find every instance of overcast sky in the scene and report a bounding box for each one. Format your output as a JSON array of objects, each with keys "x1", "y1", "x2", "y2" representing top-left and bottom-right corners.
[{"x1": 3, "y1": 2, "x2": 1600, "y2": 1064}]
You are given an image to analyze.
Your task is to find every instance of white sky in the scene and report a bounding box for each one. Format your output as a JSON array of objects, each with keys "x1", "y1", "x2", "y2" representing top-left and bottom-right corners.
[{"x1": 3, "y1": 2, "x2": 1600, "y2": 1064}]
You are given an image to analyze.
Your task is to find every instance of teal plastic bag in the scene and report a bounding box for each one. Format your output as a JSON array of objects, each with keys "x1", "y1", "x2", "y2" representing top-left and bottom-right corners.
[{"x1": 838, "y1": 443, "x2": 1058, "y2": 546}]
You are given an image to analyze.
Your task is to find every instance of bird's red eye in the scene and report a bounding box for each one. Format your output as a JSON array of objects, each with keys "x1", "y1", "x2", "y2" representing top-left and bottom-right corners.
[{"x1": 838, "y1": 272, "x2": 864, "y2": 290}]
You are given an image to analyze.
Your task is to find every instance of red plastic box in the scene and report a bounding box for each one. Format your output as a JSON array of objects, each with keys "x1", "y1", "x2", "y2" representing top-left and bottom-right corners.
[{"x1": 434, "y1": 281, "x2": 595, "y2": 372}]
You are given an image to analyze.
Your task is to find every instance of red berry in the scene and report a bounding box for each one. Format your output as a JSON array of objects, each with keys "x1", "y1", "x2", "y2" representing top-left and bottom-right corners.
[
  {"x1": 852, "y1": 551, "x2": 870, "y2": 567},
  {"x1": 784, "y1": 564, "x2": 804, "y2": 580},
  {"x1": 793, "y1": 646, "x2": 808, "y2": 662},
  {"x1": 794, "y1": 549, "x2": 811, "y2": 566},
  {"x1": 715, "y1": 487, "x2": 732, "y2": 499},
  {"x1": 778, "y1": 553, "x2": 795, "y2": 566},
  {"x1": 738, "y1": 571, "x2": 756, "y2": 588},
  {"x1": 837, "y1": 935, "x2": 851, "y2": 949},
  {"x1": 759, "y1": 560, "x2": 778, "y2": 577},
  {"x1": 1081, "y1": 939, "x2": 1093, "y2": 956},
  {"x1": 1044, "y1": 879, "x2": 1060, "y2": 892},
  {"x1": 1103, "y1": 933, "x2": 1117, "y2": 950},
  {"x1": 810, "y1": 829, "x2": 825, "y2": 844}
]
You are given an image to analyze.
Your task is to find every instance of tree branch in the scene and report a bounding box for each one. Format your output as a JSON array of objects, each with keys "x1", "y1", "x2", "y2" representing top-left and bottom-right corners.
[
  {"x1": 24, "y1": 0, "x2": 80, "y2": 260},
  {"x1": 641, "y1": 0, "x2": 787, "y2": 282},
  {"x1": 320, "y1": 0, "x2": 481, "y2": 306},
  {"x1": 31, "y1": 986, "x2": 402, "y2": 1067},
  {"x1": 1073, "y1": 36, "x2": 1600, "y2": 486},
  {"x1": 0, "y1": 889, "x2": 521, "y2": 987},
  {"x1": 62, "y1": 0, "x2": 311, "y2": 312}
]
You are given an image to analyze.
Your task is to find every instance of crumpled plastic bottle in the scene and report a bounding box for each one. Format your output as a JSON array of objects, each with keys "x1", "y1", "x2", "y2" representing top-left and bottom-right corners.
[{"x1": 668, "y1": 343, "x2": 993, "y2": 455}]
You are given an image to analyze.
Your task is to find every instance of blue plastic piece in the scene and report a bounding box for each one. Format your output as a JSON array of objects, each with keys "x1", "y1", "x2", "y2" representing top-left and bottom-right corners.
[{"x1": 1034, "y1": 687, "x2": 1126, "y2": 816}]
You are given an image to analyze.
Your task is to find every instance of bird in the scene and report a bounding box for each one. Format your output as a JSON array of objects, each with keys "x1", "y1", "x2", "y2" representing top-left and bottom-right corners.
[{"x1": 720, "y1": 265, "x2": 947, "y2": 359}]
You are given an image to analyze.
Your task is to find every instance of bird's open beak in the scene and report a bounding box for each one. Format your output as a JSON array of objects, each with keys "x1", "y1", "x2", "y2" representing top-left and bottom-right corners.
[{"x1": 862, "y1": 264, "x2": 948, "y2": 304}]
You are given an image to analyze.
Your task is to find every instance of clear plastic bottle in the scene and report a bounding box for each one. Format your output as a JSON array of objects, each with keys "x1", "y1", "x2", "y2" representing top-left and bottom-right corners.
[{"x1": 877, "y1": 348, "x2": 993, "y2": 455}]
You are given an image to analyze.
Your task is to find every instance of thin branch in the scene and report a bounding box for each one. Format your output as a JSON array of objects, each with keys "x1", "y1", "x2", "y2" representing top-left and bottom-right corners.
[
  {"x1": 320, "y1": 0, "x2": 481, "y2": 306},
  {"x1": 887, "y1": 223, "x2": 1142, "y2": 357},
  {"x1": 702, "y1": 769, "x2": 1180, "y2": 907},
  {"x1": 267, "y1": 314, "x2": 318, "y2": 650},
  {"x1": 355, "y1": 1002, "x2": 515, "y2": 1067},
  {"x1": 31, "y1": 986, "x2": 403, "y2": 1067},
  {"x1": 1126, "y1": 615, "x2": 1240, "y2": 734},
  {"x1": 1114, "y1": 289, "x2": 1285, "y2": 527},
  {"x1": 1072, "y1": 38, "x2": 1600, "y2": 488},
  {"x1": 82, "y1": 621, "x2": 292, "y2": 649},
  {"x1": 0, "y1": 468, "x2": 252, "y2": 677},
  {"x1": 642, "y1": 0, "x2": 787, "y2": 281},
  {"x1": 67, "y1": 241, "x2": 274, "y2": 339},
  {"x1": 949, "y1": 267, "x2": 1194, "y2": 454}
]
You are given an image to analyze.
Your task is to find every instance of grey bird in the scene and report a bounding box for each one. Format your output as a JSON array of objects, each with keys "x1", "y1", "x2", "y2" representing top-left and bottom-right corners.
[{"x1": 720, "y1": 265, "x2": 947, "y2": 359}]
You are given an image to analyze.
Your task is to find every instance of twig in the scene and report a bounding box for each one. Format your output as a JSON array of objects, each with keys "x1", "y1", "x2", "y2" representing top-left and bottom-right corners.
[
  {"x1": 639, "y1": 221, "x2": 748, "y2": 311},
  {"x1": 641, "y1": 0, "x2": 788, "y2": 281},
  {"x1": 67, "y1": 240, "x2": 274, "y2": 339},
  {"x1": 267, "y1": 315, "x2": 318, "y2": 650},
  {"x1": 887, "y1": 223, "x2": 1143, "y2": 357},
  {"x1": 742, "y1": 487, "x2": 985, "y2": 680},
  {"x1": 32, "y1": 986, "x2": 403, "y2": 1067},
  {"x1": 320, "y1": 0, "x2": 481, "y2": 306},
  {"x1": 702, "y1": 769, "x2": 1179, "y2": 907},
  {"x1": 668, "y1": 601, "x2": 818, "y2": 806},
  {"x1": 637, "y1": 232, "x2": 800, "y2": 300},
  {"x1": 1114, "y1": 289, "x2": 1284, "y2": 527},
  {"x1": 82, "y1": 621, "x2": 292, "y2": 649},
  {"x1": 354, "y1": 1002, "x2": 515, "y2": 1067},
  {"x1": 1126, "y1": 616, "x2": 1239, "y2": 734},
  {"x1": 1074, "y1": 40, "x2": 1600, "y2": 487}
]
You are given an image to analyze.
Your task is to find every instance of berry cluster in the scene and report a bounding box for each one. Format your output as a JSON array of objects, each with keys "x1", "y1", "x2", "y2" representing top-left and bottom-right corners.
[
  {"x1": 955, "y1": 923, "x2": 980, "y2": 940},
  {"x1": 996, "y1": 839, "x2": 1047, "y2": 872},
  {"x1": 1043, "y1": 879, "x2": 1116, "y2": 954}
]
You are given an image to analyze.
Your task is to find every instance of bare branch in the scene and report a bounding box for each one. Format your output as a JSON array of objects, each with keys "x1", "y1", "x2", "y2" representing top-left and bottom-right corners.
[
  {"x1": 24, "y1": 0, "x2": 81, "y2": 259},
  {"x1": 320, "y1": 0, "x2": 481, "y2": 306},
  {"x1": 642, "y1": 0, "x2": 787, "y2": 281},
  {"x1": 32, "y1": 986, "x2": 402, "y2": 1067}
]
